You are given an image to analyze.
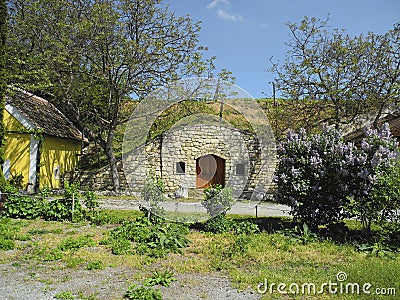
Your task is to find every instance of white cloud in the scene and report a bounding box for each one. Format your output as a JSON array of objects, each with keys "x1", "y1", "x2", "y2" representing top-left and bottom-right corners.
[
  {"x1": 207, "y1": 0, "x2": 230, "y2": 10},
  {"x1": 217, "y1": 9, "x2": 243, "y2": 22}
]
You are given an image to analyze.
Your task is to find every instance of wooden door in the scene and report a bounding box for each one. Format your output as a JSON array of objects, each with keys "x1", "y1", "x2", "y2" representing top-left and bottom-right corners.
[{"x1": 196, "y1": 154, "x2": 225, "y2": 189}]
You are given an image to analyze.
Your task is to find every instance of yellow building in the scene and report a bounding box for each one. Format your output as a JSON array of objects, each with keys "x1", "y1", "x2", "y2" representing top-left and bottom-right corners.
[{"x1": 3, "y1": 89, "x2": 84, "y2": 192}]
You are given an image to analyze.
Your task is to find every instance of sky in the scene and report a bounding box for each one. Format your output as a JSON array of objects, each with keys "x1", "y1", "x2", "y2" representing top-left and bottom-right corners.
[{"x1": 164, "y1": 0, "x2": 400, "y2": 99}]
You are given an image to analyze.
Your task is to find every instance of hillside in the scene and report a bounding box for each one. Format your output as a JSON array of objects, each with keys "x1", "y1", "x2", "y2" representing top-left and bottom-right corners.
[{"x1": 80, "y1": 98, "x2": 332, "y2": 170}]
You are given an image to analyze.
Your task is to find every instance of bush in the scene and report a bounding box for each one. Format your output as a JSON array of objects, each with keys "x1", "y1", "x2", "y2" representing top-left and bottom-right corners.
[
  {"x1": 44, "y1": 183, "x2": 84, "y2": 221},
  {"x1": 124, "y1": 284, "x2": 162, "y2": 300},
  {"x1": 202, "y1": 184, "x2": 234, "y2": 217},
  {"x1": 141, "y1": 171, "x2": 165, "y2": 220},
  {"x1": 274, "y1": 123, "x2": 398, "y2": 228},
  {"x1": 2, "y1": 194, "x2": 45, "y2": 219},
  {"x1": 109, "y1": 217, "x2": 189, "y2": 257}
]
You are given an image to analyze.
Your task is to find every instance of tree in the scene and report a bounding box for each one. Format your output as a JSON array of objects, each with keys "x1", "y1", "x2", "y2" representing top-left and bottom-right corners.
[
  {"x1": 270, "y1": 16, "x2": 400, "y2": 129},
  {"x1": 7, "y1": 0, "x2": 214, "y2": 191},
  {"x1": 0, "y1": 0, "x2": 7, "y2": 183}
]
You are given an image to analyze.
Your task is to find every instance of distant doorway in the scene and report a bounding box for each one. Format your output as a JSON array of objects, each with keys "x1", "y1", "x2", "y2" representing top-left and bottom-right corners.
[{"x1": 195, "y1": 154, "x2": 225, "y2": 189}]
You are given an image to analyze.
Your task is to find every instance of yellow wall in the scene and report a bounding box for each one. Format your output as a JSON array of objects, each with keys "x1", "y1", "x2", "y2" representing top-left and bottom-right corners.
[
  {"x1": 39, "y1": 137, "x2": 81, "y2": 189},
  {"x1": 3, "y1": 111, "x2": 31, "y2": 189},
  {"x1": 3, "y1": 110, "x2": 82, "y2": 190},
  {"x1": 3, "y1": 133, "x2": 31, "y2": 189}
]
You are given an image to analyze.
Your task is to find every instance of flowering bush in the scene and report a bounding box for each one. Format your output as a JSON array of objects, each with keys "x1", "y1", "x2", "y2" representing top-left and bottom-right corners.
[{"x1": 274, "y1": 123, "x2": 398, "y2": 228}]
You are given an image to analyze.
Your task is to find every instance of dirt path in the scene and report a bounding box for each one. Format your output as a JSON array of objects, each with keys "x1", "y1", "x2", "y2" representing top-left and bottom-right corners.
[{"x1": 0, "y1": 261, "x2": 260, "y2": 300}]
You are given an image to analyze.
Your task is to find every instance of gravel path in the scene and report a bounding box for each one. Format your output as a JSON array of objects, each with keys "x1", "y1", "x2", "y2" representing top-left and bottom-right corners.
[
  {"x1": 0, "y1": 198, "x2": 284, "y2": 299},
  {"x1": 98, "y1": 198, "x2": 291, "y2": 218},
  {"x1": 0, "y1": 261, "x2": 260, "y2": 300}
]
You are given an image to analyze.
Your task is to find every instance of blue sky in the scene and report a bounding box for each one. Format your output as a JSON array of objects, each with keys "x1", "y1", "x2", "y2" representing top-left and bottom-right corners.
[{"x1": 164, "y1": 0, "x2": 400, "y2": 99}]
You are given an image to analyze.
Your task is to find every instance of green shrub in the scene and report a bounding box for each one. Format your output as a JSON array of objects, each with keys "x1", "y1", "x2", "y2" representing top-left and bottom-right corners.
[
  {"x1": 2, "y1": 194, "x2": 45, "y2": 219},
  {"x1": 202, "y1": 184, "x2": 234, "y2": 217},
  {"x1": 143, "y1": 270, "x2": 176, "y2": 287},
  {"x1": 83, "y1": 190, "x2": 99, "y2": 211},
  {"x1": 0, "y1": 236, "x2": 15, "y2": 250},
  {"x1": 109, "y1": 217, "x2": 189, "y2": 257},
  {"x1": 86, "y1": 260, "x2": 104, "y2": 270},
  {"x1": 203, "y1": 215, "x2": 259, "y2": 234},
  {"x1": 203, "y1": 214, "x2": 232, "y2": 233},
  {"x1": 124, "y1": 284, "x2": 162, "y2": 300},
  {"x1": 57, "y1": 235, "x2": 96, "y2": 252}
]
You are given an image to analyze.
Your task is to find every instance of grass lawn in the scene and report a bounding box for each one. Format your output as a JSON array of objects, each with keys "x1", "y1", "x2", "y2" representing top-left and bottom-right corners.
[{"x1": 0, "y1": 211, "x2": 398, "y2": 300}]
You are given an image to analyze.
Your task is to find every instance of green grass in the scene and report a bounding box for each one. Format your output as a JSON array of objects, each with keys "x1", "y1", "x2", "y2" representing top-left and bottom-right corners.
[{"x1": 0, "y1": 211, "x2": 398, "y2": 300}]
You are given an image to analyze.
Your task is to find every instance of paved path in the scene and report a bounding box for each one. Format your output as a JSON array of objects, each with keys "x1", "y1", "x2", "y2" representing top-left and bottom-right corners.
[{"x1": 98, "y1": 198, "x2": 291, "y2": 217}]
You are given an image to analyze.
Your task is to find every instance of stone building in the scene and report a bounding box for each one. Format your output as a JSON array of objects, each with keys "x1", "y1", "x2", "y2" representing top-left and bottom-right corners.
[{"x1": 123, "y1": 120, "x2": 277, "y2": 200}]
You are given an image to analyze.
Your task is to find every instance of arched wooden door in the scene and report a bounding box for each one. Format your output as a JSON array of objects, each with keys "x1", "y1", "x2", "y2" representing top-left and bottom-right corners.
[{"x1": 196, "y1": 154, "x2": 225, "y2": 189}]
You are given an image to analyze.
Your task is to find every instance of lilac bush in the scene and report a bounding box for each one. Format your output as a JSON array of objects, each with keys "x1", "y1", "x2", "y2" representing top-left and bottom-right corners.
[{"x1": 274, "y1": 123, "x2": 398, "y2": 228}]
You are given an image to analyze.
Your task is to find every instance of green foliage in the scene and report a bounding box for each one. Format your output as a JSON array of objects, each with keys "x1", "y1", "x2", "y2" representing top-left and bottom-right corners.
[
  {"x1": 44, "y1": 183, "x2": 84, "y2": 222},
  {"x1": 0, "y1": 236, "x2": 15, "y2": 250},
  {"x1": 356, "y1": 240, "x2": 397, "y2": 259},
  {"x1": 202, "y1": 184, "x2": 235, "y2": 217},
  {"x1": 278, "y1": 223, "x2": 319, "y2": 245},
  {"x1": 83, "y1": 190, "x2": 99, "y2": 211},
  {"x1": 203, "y1": 214, "x2": 259, "y2": 234},
  {"x1": 0, "y1": 0, "x2": 7, "y2": 169},
  {"x1": 110, "y1": 237, "x2": 132, "y2": 255},
  {"x1": 109, "y1": 217, "x2": 189, "y2": 257},
  {"x1": 141, "y1": 171, "x2": 165, "y2": 220},
  {"x1": 86, "y1": 260, "x2": 104, "y2": 270},
  {"x1": 54, "y1": 291, "x2": 75, "y2": 300},
  {"x1": 2, "y1": 194, "x2": 45, "y2": 219},
  {"x1": 368, "y1": 162, "x2": 400, "y2": 226},
  {"x1": 57, "y1": 235, "x2": 96, "y2": 252},
  {"x1": 143, "y1": 270, "x2": 176, "y2": 287},
  {"x1": 271, "y1": 16, "x2": 400, "y2": 128},
  {"x1": 8, "y1": 173, "x2": 24, "y2": 190},
  {"x1": 7, "y1": 0, "x2": 213, "y2": 191},
  {"x1": 124, "y1": 284, "x2": 162, "y2": 300},
  {"x1": 203, "y1": 214, "x2": 232, "y2": 234}
]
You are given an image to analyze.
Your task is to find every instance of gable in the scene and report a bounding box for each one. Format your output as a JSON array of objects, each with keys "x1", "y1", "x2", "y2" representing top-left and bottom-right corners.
[
  {"x1": 3, "y1": 109, "x2": 28, "y2": 132},
  {"x1": 5, "y1": 88, "x2": 83, "y2": 141}
]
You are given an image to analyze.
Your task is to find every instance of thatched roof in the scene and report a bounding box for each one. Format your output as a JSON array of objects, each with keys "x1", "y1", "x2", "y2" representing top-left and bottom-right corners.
[{"x1": 6, "y1": 89, "x2": 83, "y2": 141}]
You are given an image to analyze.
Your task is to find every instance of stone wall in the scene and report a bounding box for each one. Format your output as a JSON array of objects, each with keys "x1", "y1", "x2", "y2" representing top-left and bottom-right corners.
[
  {"x1": 67, "y1": 124, "x2": 277, "y2": 199},
  {"x1": 123, "y1": 124, "x2": 277, "y2": 199}
]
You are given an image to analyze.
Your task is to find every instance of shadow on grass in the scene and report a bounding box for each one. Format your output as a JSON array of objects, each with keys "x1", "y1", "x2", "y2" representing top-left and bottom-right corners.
[{"x1": 191, "y1": 214, "x2": 400, "y2": 249}]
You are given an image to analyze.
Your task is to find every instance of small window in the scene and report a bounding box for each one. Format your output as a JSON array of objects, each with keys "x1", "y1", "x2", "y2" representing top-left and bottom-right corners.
[
  {"x1": 176, "y1": 162, "x2": 186, "y2": 174},
  {"x1": 236, "y1": 163, "x2": 245, "y2": 175},
  {"x1": 54, "y1": 166, "x2": 61, "y2": 180}
]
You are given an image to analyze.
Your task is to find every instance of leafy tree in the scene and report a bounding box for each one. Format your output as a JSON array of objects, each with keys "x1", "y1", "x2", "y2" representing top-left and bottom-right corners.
[
  {"x1": 270, "y1": 16, "x2": 400, "y2": 129},
  {"x1": 0, "y1": 0, "x2": 7, "y2": 183},
  {"x1": 7, "y1": 0, "x2": 214, "y2": 191}
]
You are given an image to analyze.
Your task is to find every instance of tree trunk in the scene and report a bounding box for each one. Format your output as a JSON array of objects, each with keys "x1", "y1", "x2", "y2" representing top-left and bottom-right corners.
[{"x1": 105, "y1": 144, "x2": 120, "y2": 192}]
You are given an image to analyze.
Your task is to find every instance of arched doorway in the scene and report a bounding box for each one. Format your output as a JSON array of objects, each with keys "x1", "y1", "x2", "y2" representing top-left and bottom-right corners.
[{"x1": 196, "y1": 154, "x2": 225, "y2": 189}]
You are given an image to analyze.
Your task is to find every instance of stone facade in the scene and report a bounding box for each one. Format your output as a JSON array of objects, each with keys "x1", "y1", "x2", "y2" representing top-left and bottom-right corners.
[
  {"x1": 123, "y1": 124, "x2": 277, "y2": 200},
  {"x1": 66, "y1": 124, "x2": 276, "y2": 199}
]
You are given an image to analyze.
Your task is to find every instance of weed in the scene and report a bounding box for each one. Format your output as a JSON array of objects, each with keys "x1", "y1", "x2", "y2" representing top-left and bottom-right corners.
[
  {"x1": 86, "y1": 260, "x2": 104, "y2": 270},
  {"x1": 278, "y1": 223, "x2": 319, "y2": 245},
  {"x1": 143, "y1": 270, "x2": 177, "y2": 287},
  {"x1": 54, "y1": 290, "x2": 75, "y2": 299},
  {"x1": 57, "y1": 235, "x2": 96, "y2": 252},
  {"x1": 109, "y1": 217, "x2": 189, "y2": 257},
  {"x1": 0, "y1": 236, "x2": 15, "y2": 250},
  {"x1": 124, "y1": 284, "x2": 162, "y2": 300}
]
